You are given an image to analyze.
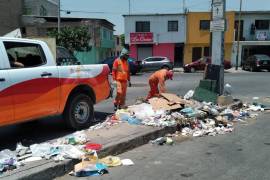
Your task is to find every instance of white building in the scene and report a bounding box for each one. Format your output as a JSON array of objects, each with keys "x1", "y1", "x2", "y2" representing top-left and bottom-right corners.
[
  {"x1": 232, "y1": 11, "x2": 270, "y2": 66},
  {"x1": 123, "y1": 14, "x2": 186, "y2": 66}
]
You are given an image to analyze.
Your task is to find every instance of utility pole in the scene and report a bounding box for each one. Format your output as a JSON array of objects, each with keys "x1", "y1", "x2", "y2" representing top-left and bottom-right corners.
[
  {"x1": 210, "y1": 0, "x2": 226, "y2": 95},
  {"x1": 235, "y1": 0, "x2": 243, "y2": 70},
  {"x1": 58, "y1": 0, "x2": 61, "y2": 33},
  {"x1": 128, "y1": 0, "x2": 131, "y2": 15},
  {"x1": 183, "y1": 0, "x2": 186, "y2": 13}
]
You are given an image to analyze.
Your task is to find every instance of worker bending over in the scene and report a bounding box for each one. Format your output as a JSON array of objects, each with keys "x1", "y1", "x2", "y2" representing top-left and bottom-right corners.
[{"x1": 146, "y1": 69, "x2": 173, "y2": 100}]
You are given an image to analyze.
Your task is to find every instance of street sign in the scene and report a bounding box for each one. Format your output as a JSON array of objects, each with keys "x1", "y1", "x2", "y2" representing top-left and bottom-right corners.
[
  {"x1": 210, "y1": 20, "x2": 225, "y2": 32},
  {"x1": 212, "y1": 1, "x2": 224, "y2": 20}
]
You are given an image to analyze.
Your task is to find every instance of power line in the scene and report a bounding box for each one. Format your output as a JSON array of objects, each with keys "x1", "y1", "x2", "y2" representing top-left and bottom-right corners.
[{"x1": 61, "y1": 9, "x2": 124, "y2": 15}]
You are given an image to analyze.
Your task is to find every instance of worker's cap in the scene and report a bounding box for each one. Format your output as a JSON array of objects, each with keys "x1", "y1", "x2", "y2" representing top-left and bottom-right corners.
[
  {"x1": 166, "y1": 70, "x2": 174, "y2": 80},
  {"x1": 120, "y1": 48, "x2": 130, "y2": 57}
]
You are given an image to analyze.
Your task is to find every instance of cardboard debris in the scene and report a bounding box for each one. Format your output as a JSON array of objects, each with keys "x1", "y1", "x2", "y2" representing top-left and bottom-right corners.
[
  {"x1": 217, "y1": 95, "x2": 234, "y2": 106},
  {"x1": 149, "y1": 97, "x2": 181, "y2": 111},
  {"x1": 160, "y1": 93, "x2": 187, "y2": 104}
]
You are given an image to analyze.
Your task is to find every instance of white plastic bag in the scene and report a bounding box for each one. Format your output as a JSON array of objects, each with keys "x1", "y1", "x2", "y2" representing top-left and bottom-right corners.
[{"x1": 184, "y1": 90, "x2": 194, "y2": 100}]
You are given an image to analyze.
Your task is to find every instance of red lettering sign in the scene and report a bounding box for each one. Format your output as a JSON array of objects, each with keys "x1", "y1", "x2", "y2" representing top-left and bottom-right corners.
[{"x1": 130, "y1": 32, "x2": 153, "y2": 44}]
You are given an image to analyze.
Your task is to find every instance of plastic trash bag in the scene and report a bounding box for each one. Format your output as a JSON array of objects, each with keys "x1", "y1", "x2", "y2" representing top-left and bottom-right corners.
[
  {"x1": 0, "y1": 149, "x2": 17, "y2": 172},
  {"x1": 184, "y1": 90, "x2": 194, "y2": 100},
  {"x1": 224, "y1": 83, "x2": 232, "y2": 95},
  {"x1": 74, "y1": 163, "x2": 108, "y2": 177},
  {"x1": 60, "y1": 145, "x2": 85, "y2": 159},
  {"x1": 0, "y1": 149, "x2": 16, "y2": 165},
  {"x1": 127, "y1": 117, "x2": 141, "y2": 125},
  {"x1": 30, "y1": 143, "x2": 51, "y2": 158}
]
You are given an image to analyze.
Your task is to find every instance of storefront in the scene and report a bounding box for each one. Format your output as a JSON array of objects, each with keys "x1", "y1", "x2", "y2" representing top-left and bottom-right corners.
[
  {"x1": 123, "y1": 14, "x2": 186, "y2": 66},
  {"x1": 129, "y1": 32, "x2": 183, "y2": 66}
]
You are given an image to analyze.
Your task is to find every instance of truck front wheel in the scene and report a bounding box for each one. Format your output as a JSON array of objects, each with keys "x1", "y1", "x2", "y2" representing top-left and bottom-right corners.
[{"x1": 64, "y1": 94, "x2": 94, "y2": 130}]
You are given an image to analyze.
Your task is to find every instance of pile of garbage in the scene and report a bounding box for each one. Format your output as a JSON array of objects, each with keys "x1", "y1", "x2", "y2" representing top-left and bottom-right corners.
[
  {"x1": 0, "y1": 92, "x2": 266, "y2": 175},
  {"x1": 112, "y1": 93, "x2": 263, "y2": 138}
]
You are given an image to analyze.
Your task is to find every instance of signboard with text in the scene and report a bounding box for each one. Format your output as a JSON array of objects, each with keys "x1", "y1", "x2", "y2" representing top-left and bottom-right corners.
[
  {"x1": 130, "y1": 32, "x2": 153, "y2": 44},
  {"x1": 210, "y1": 20, "x2": 225, "y2": 32}
]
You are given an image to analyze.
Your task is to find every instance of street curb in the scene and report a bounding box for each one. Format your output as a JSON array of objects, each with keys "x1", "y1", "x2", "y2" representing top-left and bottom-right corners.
[{"x1": 3, "y1": 126, "x2": 177, "y2": 180}]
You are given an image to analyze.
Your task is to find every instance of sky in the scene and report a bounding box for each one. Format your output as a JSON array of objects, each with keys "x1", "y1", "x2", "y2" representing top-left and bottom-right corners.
[{"x1": 61, "y1": 0, "x2": 270, "y2": 35}]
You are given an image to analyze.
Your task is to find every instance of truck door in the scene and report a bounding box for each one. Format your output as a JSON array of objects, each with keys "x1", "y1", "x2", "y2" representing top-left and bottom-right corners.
[
  {"x1": 0, "y1": 69, "x2": 13, "y2": 125},
  {"x1": 3, "y1": 41, "x2": 59, "y2": 123}
]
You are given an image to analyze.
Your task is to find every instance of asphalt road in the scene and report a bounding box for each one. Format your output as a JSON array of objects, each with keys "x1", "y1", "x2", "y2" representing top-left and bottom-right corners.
[
  {"x1": 57, "y1": 112, "x2": 270, "y2": 180},
  {"x1": 0, "y1": 71, "x2": 269, "y2": 150}
]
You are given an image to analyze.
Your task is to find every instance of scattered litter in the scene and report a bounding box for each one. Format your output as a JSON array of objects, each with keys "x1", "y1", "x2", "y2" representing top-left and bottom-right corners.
[
  {"x1": 121, "y1": 159, "x2": 134, "y2": 166},
  {"x1": 150, "y1": 137, "x2": 174, "y2": 146},
  {"x1": 59, "y1": 145, "x2": 84, "y2": 159},
  {"x1": 0, "y1": 92, "x2": 262, "y2": 175},
  {"x1": 30, "y1": 143, "x2": 51, "y2": 158},
  {"x1": 84, "y1": 143, "x2": 102, "y2": 151},
  {"x1": 72, "y1": 163, "x2": 108, "y2": 177},
  {"x1": 21, "y1": 157, "x2": 42, "y2": 163},
  {"x1": 100, "y1": 156, "x2": 122, "y2": 167}
]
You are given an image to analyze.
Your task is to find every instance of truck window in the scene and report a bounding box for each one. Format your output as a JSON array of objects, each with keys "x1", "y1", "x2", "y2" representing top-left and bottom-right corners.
[
  {"x1": 4, "y1": 42, "x2": 46, "y2": 68},
  {"x1": 56, "y1": 47, "x2": 80, "y2": 65}
]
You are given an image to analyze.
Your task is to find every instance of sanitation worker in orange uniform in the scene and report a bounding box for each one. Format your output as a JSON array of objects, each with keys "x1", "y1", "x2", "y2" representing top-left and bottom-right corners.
[
  {"x1": 146, "y1": 69, "x2": 174, "y2": 100},
  {"x1": 112, "y1": 48, "x2": 131, "y2": 111}
]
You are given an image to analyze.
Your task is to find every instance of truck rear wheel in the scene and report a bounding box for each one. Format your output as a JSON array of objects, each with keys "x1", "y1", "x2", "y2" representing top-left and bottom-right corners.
[{"x1": 64, "y1": 93, "x2": 94, "y2": 130}]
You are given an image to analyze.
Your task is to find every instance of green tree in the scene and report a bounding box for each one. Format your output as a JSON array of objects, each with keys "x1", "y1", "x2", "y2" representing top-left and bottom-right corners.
[
  {"x1": 120, "y1": 34, "x2": 125, "y2": 47},
  {"x1": 48, "y1": 26, "x2": 91, "y2": 53}
]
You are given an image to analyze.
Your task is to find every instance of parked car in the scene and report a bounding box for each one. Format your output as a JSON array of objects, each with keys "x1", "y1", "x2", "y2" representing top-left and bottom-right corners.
[
  {"x1": 56, "y1": 46, "x2": 80, "y2": 65},
  {"x1": 140, "y1": 56, "x2": 173, "y2": 71},
  {"x1": 0, "y1": 37, "x2": 111, "y2": 130},
  {"x1": 184, "y1": 57, "x2": 232, "y2": 73},
  {"x1": 242, "y1": 54, "x2": 270, "y2": 72},
  {"x1": 101, "y1": 56, "x2": 141, "y2": 75}
]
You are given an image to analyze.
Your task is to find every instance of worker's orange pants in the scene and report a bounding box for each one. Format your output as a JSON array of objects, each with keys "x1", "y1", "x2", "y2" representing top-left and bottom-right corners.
[
  {"x1": 114, "y1": 81, "x2": 127, "y2": 106},
  {"x1": 146, "y1": 80, "x2": 159, "y2": 100}
]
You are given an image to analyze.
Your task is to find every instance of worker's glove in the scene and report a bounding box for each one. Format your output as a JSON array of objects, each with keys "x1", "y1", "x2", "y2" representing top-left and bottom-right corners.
[{"x1": 128, "y1": 81, "x2": 132, "y2": 87}]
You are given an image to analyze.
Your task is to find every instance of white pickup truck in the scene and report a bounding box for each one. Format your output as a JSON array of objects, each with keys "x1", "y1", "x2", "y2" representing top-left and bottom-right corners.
[{"x1": 0, "y1": 37, "x2": 111, "y2": 130}]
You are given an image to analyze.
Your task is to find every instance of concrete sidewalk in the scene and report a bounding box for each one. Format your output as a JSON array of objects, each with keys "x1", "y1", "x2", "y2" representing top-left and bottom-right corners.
[{"x1": 1, "y1": 123, "x2": 176, "y2": 180}]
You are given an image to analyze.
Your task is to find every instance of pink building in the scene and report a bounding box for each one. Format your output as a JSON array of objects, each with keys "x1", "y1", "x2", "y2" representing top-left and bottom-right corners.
[{"x1": 123, "y1": 14, "x2": 186, "y2": 67}]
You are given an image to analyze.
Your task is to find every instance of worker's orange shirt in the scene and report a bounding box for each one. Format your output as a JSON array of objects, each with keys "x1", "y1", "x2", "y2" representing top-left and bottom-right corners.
[
  {"x1": 112, "y1": 58, "x2": 130, "y2": 81},
  {"x1": 149, "y1": 69, "x2": 168, "y2": 93}
]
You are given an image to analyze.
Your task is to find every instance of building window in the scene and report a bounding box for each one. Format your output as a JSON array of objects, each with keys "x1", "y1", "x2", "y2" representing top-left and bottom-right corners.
[
  {"x1": 204, "y1": 47, "x2": 210, "y2": 57},
  {"x1": 116, "y1": 37, "x2": 120, "y2": 45},
  {"x1": 200, "y1": 20, "x2": 210, "y2": 30},
  {"x1": 40, "y1": 5, "x2": 47, "y2": 16},
  {"x1": 234, "y1": 20, "x2": 245, "y2": 40},
  {"x1": 103, "y1": 29, "x2": 107, "y2": 39},
  {"x1": 192, "y1": 47, "x2": 202, "y2": 61},
  {"x1": 168, "y1": 21, "x2": 178, "y2": 32},
  {"x1": 23, "y1": 7, "x2": 32, "y2": 15},
  {"x1": 136, "y1": 21, "x2": 150, "y2": 32},
  {"x1": 110, "y1": 31, "x2": 113, "y2": 40},
  {"x1": 255, "y1": 20, "x2": 269, "y2": 30}
]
